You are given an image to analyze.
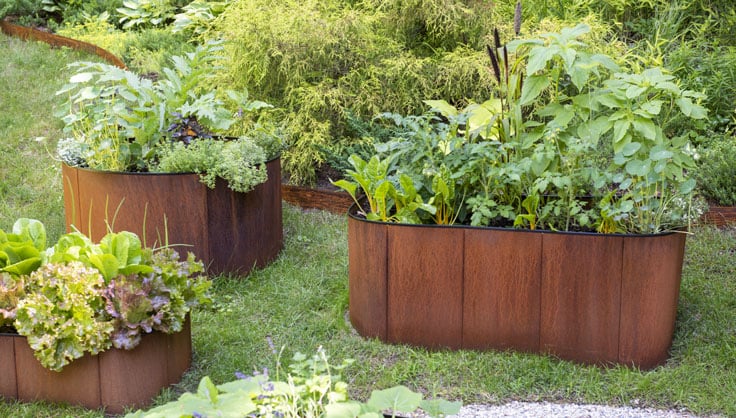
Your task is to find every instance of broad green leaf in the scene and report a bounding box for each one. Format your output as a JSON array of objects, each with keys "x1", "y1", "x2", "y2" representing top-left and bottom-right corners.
[
  {"x1": 367, "y1": 386, "x2": 423, "y2": 414},
  {"x1": 325, "y1": 402, "x2": 363, "y2": 418},
  {"x1": 420, "y1": 399, "x2": 463, "y2": 417},
  {"x1": 612, "y1": 120, "x2": 631, "y2": 147},
  {"x1": 527, "y1": 46, "x2": 555, "y2": 75},
  {"x1": 625, "y1": 159, "x2": 650, "y2": 177},
  {"x1": 12, "y1": 218, "x2": 46, "y2": 251},
  {"x1": 620, "y1": 142, "x2": 641, "y2": 157},
  {"x1": 519, "y1": 75, "x2": 550, "y2": 106},
  {"x1": 69, "y1": 72, "x2": 94, "y2": 83},
  {"x1": 632, "y1": 118, "x2": 657, "y2": 140},
  {"x1": 332, "y1": 179, "x2": 358, "y2": 200},
  {"x1": 2, "y1": 257, "x2": 41, "y2": 276},
  {"x1": 197, "y1": 376, "x2": 219, "y2": 404},
  {"x1": 423, "y1": 100, "x2": 458, "y2": 117},
  {"x1": 679, "y1": 178, "x2": 696, "y2": 194},
  {"x1": 87, "y1": 253, "x2": 120, "y2": 282},
  {"x1": 650, "y1": 148, "x2": 674, "y2": 161}
]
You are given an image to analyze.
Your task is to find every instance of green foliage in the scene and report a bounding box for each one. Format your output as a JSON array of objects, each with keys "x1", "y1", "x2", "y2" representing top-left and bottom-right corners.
[
  {"x1": 0, "y1": 216, "x2": 212, "y2": 372},
  {"x1": 15, "y1": 261, "x2": 113, "y2": 371},
  {"x1": 335, "y1": 24, "x2": 706, "y2": 233},
  {"x1": 117, "y1": 0, "x2": 176, "y2": 29},
  {"x1": 0, "y1": 219, "x2": 46, "y2": 277},
  {"x1": 695, "y1": 135, "x2": 736, "y2": 206},
  {"x1": 155, "y1": 137, "x2": 268, "y2": 193},
  {"x1": 171, "y1": 0, "x2": 229, "y2": 37},
  {"x1": 0, "y1": 0, "x2": 44, "y2": 20},
  {"x1": 56, "y1": 40, "x2": 274, "y2": 192},
  {"x1": 0, "y1": 273, "x2": 25, "y2": 328},
  {"x1": 104, "y1": 248, "x2": 210, "y2": 349},
  {"x1": 125, "y1": 348, "x2": 460, "y2": 418},
  {"x1": 211, "y1": 0, "x2": 504, "y2": 184}
]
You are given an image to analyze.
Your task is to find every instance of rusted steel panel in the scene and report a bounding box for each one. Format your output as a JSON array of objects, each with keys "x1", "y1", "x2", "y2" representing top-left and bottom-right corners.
[
  {"x1": 15, "y1": 337, "x2": 101, "y2": 408},
  {"x1": 619, "y1": 232, "x2": 686, "y2": 368},
  {"x1": 0, "y1": 334, "x2": 18, "y2": 399},
  {"x1": 348, "y1": 214, "x2": 388, "y2": 340},
  {"x1": 540, "y1": 233, "x2": 624, "y2": 365},
  {"x1": 463, "y1": 229, "x2": 542, "y2": 352},
  {"x1": 387, "y1": 225, "x2": 464, "y2": 349},
  {"x1": 206, "y1": 158, "x2": 283, "y2": 274},
  {"x1": 282, "y1": 184, "x2": 354, "y2": 214},
  {"x1": 99, "y1": 332, "x2": 168, "y2": 414}
]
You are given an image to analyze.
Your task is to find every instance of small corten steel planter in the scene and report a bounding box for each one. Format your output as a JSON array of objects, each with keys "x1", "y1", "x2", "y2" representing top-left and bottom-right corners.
[
  {"x1": 347, "y1": 206, "x2": 687, "y2": 369},
  {"x1": 0, "y1": 319, "x2": 191, "y2": 414},
  {"x1": 62, "y1": 158, "x2": 283, "y2": 275}
]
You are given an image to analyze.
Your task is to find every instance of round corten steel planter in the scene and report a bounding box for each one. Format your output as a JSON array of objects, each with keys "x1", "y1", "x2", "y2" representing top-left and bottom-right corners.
[
  {"x1": 62, "y1": 158, "x2": 283, "y2": 275},
  {"x1": 0, "y1": 319, "x2": 191, "y2": 414},
  {"x1": 347, "y1": 206, "x2": 686, "y2": 369}
]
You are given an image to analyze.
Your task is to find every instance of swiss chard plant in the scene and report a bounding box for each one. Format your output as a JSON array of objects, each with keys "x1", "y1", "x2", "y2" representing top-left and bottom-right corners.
[
  {"x1": 1, "y1": 219, "x2": 212, "y2": 371},
  {"x1": 334, "y1": 24, "x2": 707, "y2": 234}
]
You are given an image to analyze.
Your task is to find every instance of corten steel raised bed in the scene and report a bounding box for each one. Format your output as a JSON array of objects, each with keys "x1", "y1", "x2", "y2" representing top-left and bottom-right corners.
[
  {"x1": 702, "y1": 206, "x2": 736, "y2": 227},
  {"x1": 348, "y1": 207, "x2": 687, "y2": 369},
  {"x1": 62, "y1": 158, "x2": 283, "y2": 275},
  {"x1": 0, "y1": 319, "x2": 191, "y2": 414}
]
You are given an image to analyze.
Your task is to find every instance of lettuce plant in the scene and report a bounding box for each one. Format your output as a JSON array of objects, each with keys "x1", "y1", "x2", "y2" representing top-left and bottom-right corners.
[
  {"x1": 15, "y1": 262, "x2": 113, "y2": 371},
  {"x1": 104, "y1": 249, "x2": 211, "y2": 349},
  {"x1": 0, "y1": 218, "x2": 212, "y2": 371}
]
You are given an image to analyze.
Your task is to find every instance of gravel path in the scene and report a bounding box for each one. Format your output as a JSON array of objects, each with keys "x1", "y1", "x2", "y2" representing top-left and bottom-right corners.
[{"x1": 440, "y1": 402, "x2": 719, "y2": 418}]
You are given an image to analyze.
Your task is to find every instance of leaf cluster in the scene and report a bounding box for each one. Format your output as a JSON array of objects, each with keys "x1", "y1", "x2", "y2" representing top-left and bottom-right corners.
[
  {"x1": 0, "y1": 218, "x2": 212, "y2": 371},
  {"x1": 125, "y1": 348, "x2": 461, "y2": 418},
  {"x1": 56, "y1": 40, "x2": 276, "y2": 192},
  {"x1": 334, "y1": 24, "x2": 707, "y2": 234}
]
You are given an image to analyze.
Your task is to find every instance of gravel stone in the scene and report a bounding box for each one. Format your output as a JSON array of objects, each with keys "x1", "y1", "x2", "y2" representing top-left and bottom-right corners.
[{"x1": 436, "y1": 402, "x2": 721, "y2": 418}]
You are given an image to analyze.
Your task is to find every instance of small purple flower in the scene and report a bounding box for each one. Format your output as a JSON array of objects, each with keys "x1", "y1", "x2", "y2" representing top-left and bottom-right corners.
[
  {"x1": 262, "y1": 382, "x2": 274, "y2": 392},
  {"x1": 266, "y1": 335, "x2": 276, "y2": 354},
  {"x1": 193, "y1": 412, "x2": 203, "y2": 418},
  {"x1": 274, "y1": 411, "x2": 284, "y2": 418},
  {"x1": 235, "y1": 371, "x2": 248, "y2": 380}
]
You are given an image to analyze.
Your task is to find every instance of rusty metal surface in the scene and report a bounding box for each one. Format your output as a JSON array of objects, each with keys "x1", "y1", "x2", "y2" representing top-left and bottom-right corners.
[
  {"x1": 166, "y1": 315, "x2": 192, "y2": 385},
  {"x1": 14, "y1": 337, "x2": 102, "y2": 408},
  {"x1": 348, "y1": 214, "x2": 388, "y2": 339},
  {"x1": 540, "y1": 233, "x2": 624, "y2": 365},
  {"x1": 62, "y1": 159, "x2": 282, "y2": 275},
  {"x1": 463, "y1": 229, "x2": 542, "y2": 352},
  {"x1": 282, "y1": 184, "x2": 354, "y2": 214},
  {"x1": 619, "y1": 233, "x2": 686, "y2": 368},
  {"x1": 99, "y1": 332, "x2": 169, "y2": 414},
  {"x1": 6, "y1": 327, "x2": 189, "y2": 413},
  {"x1": 386, "y1": 225, "x2": 464, "y2": 349},
  {"x1": 0, "y1": 19, "x2": 126, "y2": 69},
  {"x1": 0, "y1": 334, "x2": 18, "y2": 399}
]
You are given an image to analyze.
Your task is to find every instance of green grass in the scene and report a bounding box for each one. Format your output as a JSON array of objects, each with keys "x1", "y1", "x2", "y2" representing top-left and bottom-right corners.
[{"x1": 1, "y1": 33, "x2": 736, "y2": 418}]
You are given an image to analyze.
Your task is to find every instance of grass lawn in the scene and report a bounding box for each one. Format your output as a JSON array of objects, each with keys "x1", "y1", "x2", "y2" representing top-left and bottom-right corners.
[{"x1": 1, "y1": 33, "x2": 735, "y2": 417}]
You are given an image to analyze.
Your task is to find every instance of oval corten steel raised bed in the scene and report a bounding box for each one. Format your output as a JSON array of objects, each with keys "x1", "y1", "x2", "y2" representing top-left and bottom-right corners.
[
  {"x1": 347, "y1": 206, "x2": 686, "y2": 369},
  {"x1": 0, "y1": 319, "x2": 191, "y2": 414},
  {"x1": 62, "y1": 158, "x2": 283, "y2": 275}
]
